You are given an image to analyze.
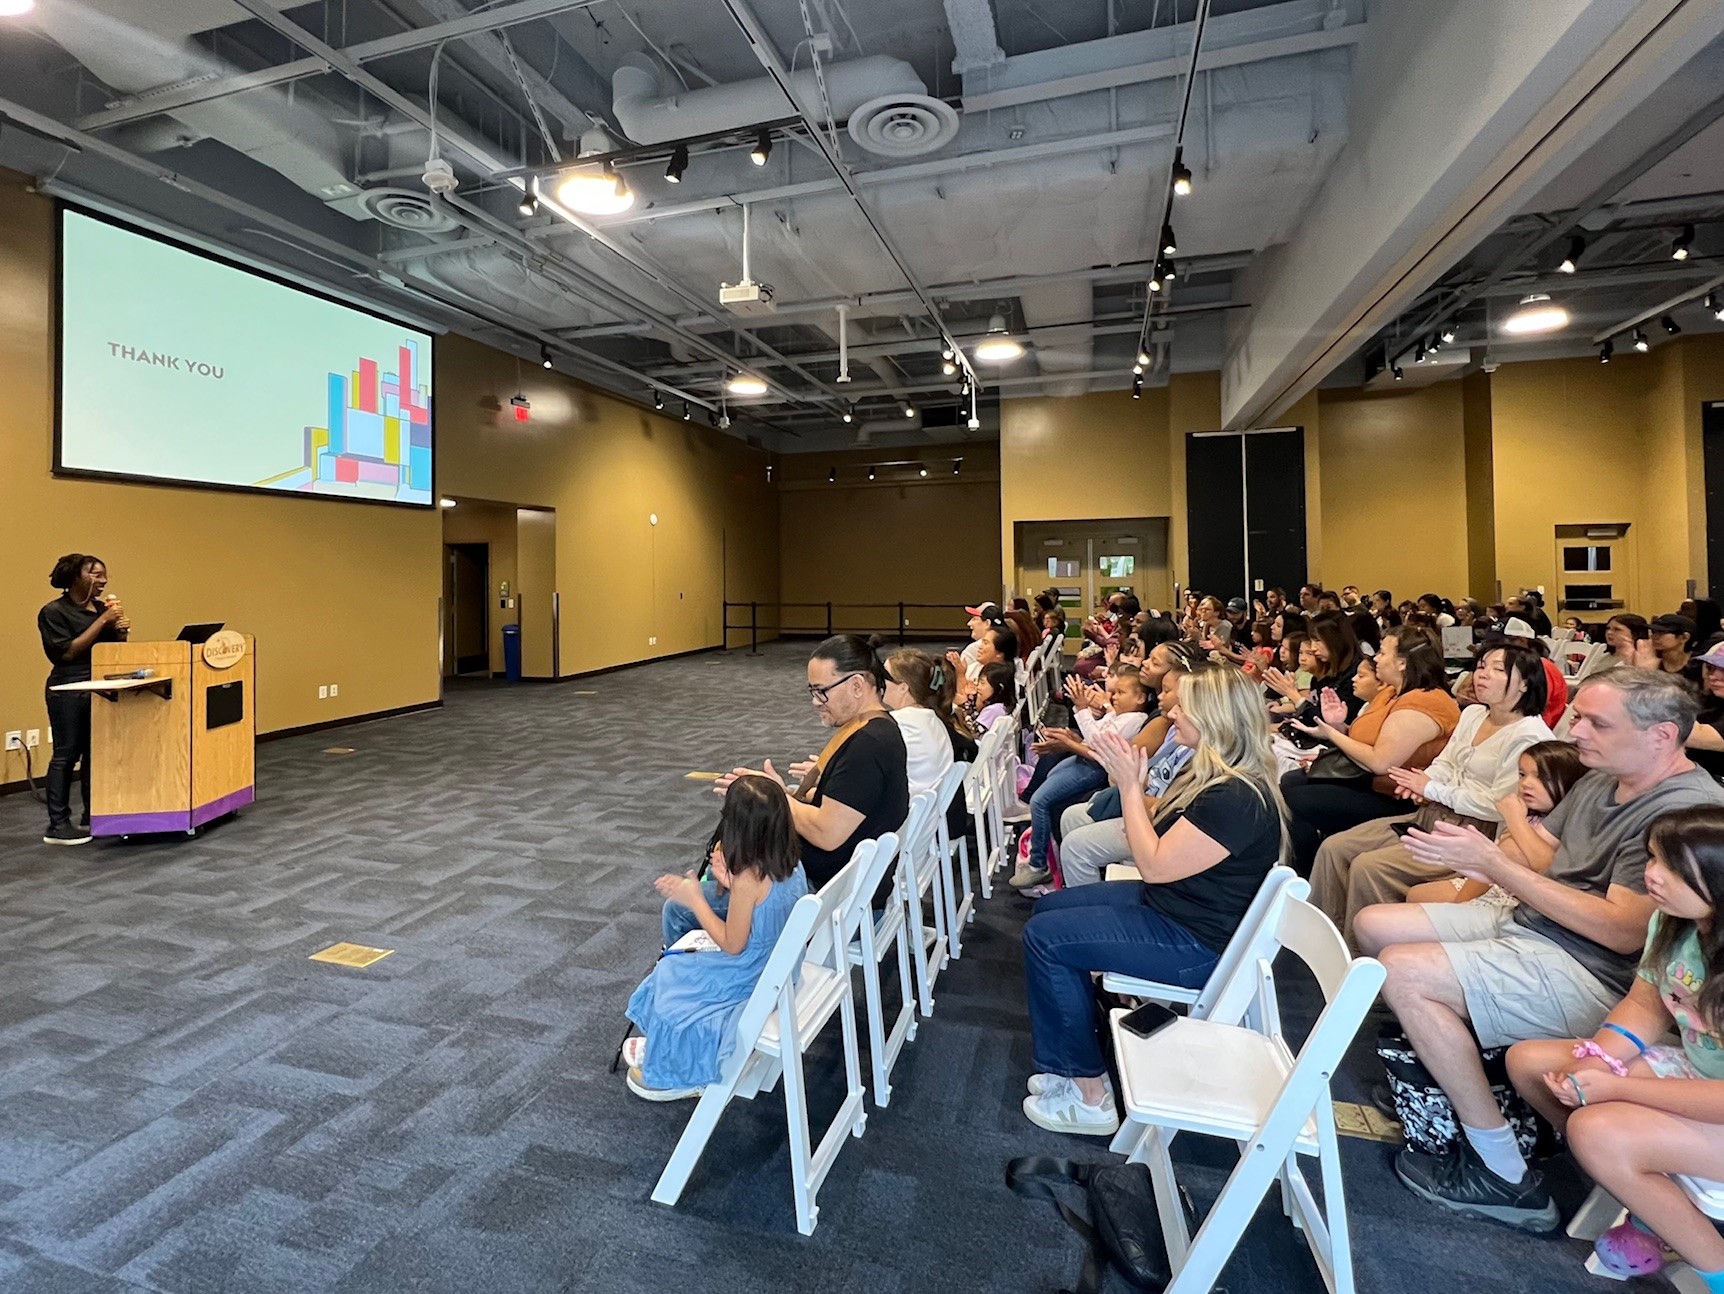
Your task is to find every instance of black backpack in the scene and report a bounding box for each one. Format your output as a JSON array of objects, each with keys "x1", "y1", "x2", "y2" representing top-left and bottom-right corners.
[{"x1": 1007, "y1": 1156, "x2": 1186, "y2": 1293}]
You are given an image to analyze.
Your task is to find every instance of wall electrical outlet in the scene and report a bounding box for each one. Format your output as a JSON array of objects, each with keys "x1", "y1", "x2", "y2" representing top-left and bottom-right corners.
[
  {"x1": 319, "y1": 685, "x2": 329, "y2": 699},
  {"x1": 26, "y1": 730, "x2": 40, "y2": 748},
  {"x1": 649, "y1": 636, "x2": 658, "y2": 646},
  {"x1": 329, "y1": 684, "x2": 339, "y2": 698},
  {"x1": 3, "y1": 731, "x2": 20, "y2": 751}
]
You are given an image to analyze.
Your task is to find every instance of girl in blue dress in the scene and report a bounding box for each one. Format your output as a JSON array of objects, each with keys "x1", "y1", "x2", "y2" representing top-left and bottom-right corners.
[{"x1": 624, "y1": 775, "x2": 809, "y2": 1101}]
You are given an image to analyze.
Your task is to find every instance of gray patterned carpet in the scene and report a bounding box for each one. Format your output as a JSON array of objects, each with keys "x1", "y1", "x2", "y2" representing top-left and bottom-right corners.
[{"x1": 0, "y1": 645, "x2": 1617, "y2": 1292}]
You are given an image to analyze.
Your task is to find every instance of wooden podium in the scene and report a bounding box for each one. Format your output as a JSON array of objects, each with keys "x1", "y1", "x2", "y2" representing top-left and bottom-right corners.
[{"x1": 55, "y1": 633, "x2": 256, "y2": 837}]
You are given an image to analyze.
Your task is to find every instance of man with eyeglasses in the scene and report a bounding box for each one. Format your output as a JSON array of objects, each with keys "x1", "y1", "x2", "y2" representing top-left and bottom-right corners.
[{"x1": 710, "y1": 635, "x2": 909, "y2": 893}]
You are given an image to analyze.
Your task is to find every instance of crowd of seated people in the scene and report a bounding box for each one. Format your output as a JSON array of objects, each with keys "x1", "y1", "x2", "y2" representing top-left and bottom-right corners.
[
  {"x1": 1004, "y1": 577, "x2": 1724, "y2": 1288},
  {"x1": 630, "y1": 578, "x2": 1724, "y2": 1289}
]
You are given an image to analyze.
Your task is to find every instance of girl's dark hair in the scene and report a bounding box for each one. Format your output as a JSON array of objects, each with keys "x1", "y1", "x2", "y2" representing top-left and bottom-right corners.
[
  {"x1": 1139, "y1": 614, "x2": 1179, "y2": 647},
  {"x1": 1645, "y1": 805, "x2": 1724, "y2": 1034},
  {"x1": 1385, "y1": 623, "x2": 1451, "y2": 694},
  {"x1": 1479, "y1": 644, "x2": 1548, "y2": 718},
  {"x1": 720, "y1": 775, "x2": 802, "y2": 883},
  {"x1": 979, "y1": 660, "x2": 1017, "y2": 712},
  {"x1": 987, "y1": 625, "x2": 1020, "y2": 660},
  {"x1": 1608, "y1": 613, "x2": 1651, "y2": 643},
  {"x1": 1250, "y1": 619, "x2": 1275, "y2": 649},
  {"x1": 1347, "y1": 607, "x2": 1381, "y2": 652},
  {"x1": 810, "y1": 634, "x2": 885, "y2": 690},
  {"x1": 1010, "y1": 597, "x2": 1030, "y2": 612},
  {"x1": 1034, "y1": 587, "x2": 1061, "y2": 616},
  {"x1": 1274, "y1": 608, "x2": 1305, "y2": 640},
  {"x1": 1306, "y1": 615, "x2": 1361, "y2": 683},
  {"x1": 887, "y1": 648, "x2": 956, "y2": 725},
  {"x1": 49, "y1": 553, "x2": 103, "y2": 590},
  {"x1": 1519, "y1": 740, "x2": 1586, "y2": 809}
]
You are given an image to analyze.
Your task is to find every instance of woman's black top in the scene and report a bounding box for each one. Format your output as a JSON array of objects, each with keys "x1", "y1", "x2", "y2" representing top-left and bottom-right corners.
[{"x1": 38, "y1": 595, "x2": 120, "y2": 686}]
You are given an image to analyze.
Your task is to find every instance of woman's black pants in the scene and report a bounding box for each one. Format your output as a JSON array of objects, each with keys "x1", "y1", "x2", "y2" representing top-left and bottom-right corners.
[{"x1": 45, "y1": 687, "x2": 92, "y2": 828}]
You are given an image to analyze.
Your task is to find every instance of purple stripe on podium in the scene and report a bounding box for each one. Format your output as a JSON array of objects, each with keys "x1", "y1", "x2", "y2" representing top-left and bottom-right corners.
[
  {"x1": 193, "y1": 786, "x2": 254, "y2": 827},
  {"x1": 93, "y1": 810, "x2": 190, "y2": 836}
]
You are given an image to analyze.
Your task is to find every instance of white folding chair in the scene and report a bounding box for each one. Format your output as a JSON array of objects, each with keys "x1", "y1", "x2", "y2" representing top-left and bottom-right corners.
[
  {"x1": 1568, "y1": 1178, "x2": 1724, "y2": 1292},
  {"x1": 1107, "y1": 895, "x2": 1386, "y2": 1294},
  {"x1": 651, "y1": 848, "x2": 869, "y2": 1236},
  {"x1": 1567, "y1": 641, "x2": 1609, "y2": 684},
  {"x1": 1100, "y1": 867, "x2": 1307, "y2": 1024},
  {"x1": 932, "y1": 761, "x2": 976, "y2": 957},
  {"x1": 964, "y1": 726, "x2": 1009, "y2": 900},
  {"x1": 841, "y1": 830, "x2": 916, "y2": 1107},
  {"x1": 895, "y1": 788, "x2": 948, "y2": 1016}
]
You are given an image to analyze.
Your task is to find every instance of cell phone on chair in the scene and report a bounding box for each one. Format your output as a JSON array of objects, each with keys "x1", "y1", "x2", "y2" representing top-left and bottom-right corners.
[{"x1": 1119, "y1": 1001, "x2": 1180, "y2": 1040}]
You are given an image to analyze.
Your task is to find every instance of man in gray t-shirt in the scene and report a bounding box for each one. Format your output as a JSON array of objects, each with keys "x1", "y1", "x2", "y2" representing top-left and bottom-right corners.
[{"x1": 1354, "y1": 669, "x2": 1722, "y2": 1231}]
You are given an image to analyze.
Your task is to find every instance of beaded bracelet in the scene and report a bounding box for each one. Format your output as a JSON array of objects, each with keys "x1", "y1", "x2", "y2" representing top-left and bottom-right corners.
[{"x1": 1573, "y1": 1039, "x2": 1630, "y2": 1077}]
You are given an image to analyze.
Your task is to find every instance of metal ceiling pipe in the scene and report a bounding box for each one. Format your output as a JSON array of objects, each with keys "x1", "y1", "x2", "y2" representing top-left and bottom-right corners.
[{"x1": 611, "y1": 51, "x2": 926, "y2": 145}]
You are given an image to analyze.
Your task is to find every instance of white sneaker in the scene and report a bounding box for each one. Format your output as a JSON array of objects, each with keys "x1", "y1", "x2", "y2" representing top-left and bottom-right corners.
[
  {"x1": 1026, "y1": 1072, "x2": 1061, "y2": 1095},
  {"x1": 1022, "y1": 1076, "x2": 1119, "y2": 1136}
]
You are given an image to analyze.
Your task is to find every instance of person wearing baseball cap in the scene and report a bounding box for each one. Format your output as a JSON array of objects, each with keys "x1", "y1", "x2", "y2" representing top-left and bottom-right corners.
[
  {"x1": 1493, "y1": 618, "x2": 1569, "y2": 729},
  {"x1": 959, "y1": 601, "x2": 1007, "y2": 674},
  {"x1": 1688, "y1": 640, "x2": 1724, "y2": 779},
  {"x1": 1647, "y1": 613, "x2": 1702, "y2": 687}
]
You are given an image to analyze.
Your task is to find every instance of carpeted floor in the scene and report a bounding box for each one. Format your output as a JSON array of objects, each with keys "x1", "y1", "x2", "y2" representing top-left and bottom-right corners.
[{"x1": 0, "y1": 644, "x2": 1626, "y2": 1292}]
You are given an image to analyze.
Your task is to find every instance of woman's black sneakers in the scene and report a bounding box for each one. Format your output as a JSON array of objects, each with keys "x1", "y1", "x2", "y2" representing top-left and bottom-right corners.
[{"x1": 43, "y1": 823, "x2": 92, "y2": 846}]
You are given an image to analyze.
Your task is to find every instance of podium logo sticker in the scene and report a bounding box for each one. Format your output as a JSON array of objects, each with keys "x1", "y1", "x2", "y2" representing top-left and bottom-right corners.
[{"x1": 203, "y1": 630, "x2": 247, "y2": 669}]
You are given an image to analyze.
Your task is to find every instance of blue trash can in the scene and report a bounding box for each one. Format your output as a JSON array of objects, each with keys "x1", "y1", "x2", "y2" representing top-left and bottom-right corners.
[{"x1": 502, "y1": 623, "x2": 523, "y2": 682}]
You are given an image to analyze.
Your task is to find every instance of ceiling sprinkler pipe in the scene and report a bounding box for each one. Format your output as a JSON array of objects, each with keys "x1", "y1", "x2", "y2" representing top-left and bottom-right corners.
[{"x1": 837, "y1": 303, "x2": 851, "y2": 383}]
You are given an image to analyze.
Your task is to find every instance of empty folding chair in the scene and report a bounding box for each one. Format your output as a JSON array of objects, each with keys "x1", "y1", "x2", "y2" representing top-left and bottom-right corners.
[
  {"x1": 651, "y1": 845, "x2": 870, "y2": 1236},
  {"x1": 1107, "y1": 895, "x2": 1386, "y2": 1294},
  {"x1": 964, "y1": 728, "x2": 1006, "y2": 901},
  {"x1": 844, "y1": 826, "x2": 917, "y2": 1107},
  {"x1": 932, "y1": 761, "x2": 976, "y2": 957},
  {"x1": 1100, "y1": 867, "x2": 1306, "y2": 1026}
]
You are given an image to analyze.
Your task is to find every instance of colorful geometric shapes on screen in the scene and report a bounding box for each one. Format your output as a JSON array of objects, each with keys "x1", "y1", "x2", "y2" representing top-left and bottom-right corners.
[{"x1": 334, "y1": 455, "x2": 359, "y2": 484}]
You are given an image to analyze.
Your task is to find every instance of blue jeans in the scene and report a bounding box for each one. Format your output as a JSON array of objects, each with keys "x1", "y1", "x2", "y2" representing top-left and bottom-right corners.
[
  {"x1": 660, "y1": 876, "x2": 727, "y2": 947},
  {"x1": 1029, "y1": 756, "x2": 1108, "y2": 873},
  {"x1": 1022, "y1": 882, "x2": 1219, "y2": 1078}
]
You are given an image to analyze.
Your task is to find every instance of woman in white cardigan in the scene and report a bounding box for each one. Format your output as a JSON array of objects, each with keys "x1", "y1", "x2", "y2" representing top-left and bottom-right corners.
[{"x1": 1306, "y1": 643, "x2": 1553, "y2": 943}]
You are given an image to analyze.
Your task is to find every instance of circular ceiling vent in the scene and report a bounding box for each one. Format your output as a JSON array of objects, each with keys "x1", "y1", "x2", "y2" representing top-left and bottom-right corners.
[
  {"x1": 355, "y1": 187, "x2": 461, "y2": 234},
  {"x1": 848, "y1": 93, "x2": 960, "y2": 157}
]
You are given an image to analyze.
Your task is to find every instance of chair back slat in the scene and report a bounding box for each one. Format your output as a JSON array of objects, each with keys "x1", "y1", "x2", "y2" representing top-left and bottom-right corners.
[
  {"x1": 727, "y1": 895, "x2": 825, "y2": 1075},
  {"x1": 806, "y1": 840, "x2": 874, "y2": 968},
  {"x1": 1189, "y1": 867, "x2": 1305, "y2": 1019}
]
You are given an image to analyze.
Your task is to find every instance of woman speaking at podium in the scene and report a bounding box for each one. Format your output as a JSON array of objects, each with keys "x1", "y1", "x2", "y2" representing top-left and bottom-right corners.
[{"x1": 37, "y1": 553, "x2": 128, "y2": 846}]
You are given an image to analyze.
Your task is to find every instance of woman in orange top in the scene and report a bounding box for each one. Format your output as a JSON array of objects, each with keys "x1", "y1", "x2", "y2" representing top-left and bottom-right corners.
[{"x1": 1281, "y1": 624, "x2": 1461, "y2": 872}]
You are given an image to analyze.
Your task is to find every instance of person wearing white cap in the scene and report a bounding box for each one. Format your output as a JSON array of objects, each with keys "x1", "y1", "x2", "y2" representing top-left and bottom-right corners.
[
  {"x1": 1687, "y1": 640, "x2": 1724, "y2": 780},
  {"x1": 1499, "y1": 618, "x2": 1570, "y2": 729},
  {"x1": 956, "y1": 601, "x2": 1006, "y2": 679}
]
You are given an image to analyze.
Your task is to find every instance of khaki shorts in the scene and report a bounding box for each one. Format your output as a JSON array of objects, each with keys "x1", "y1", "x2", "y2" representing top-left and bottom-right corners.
[{"x1": 1422, "y1": 901, "x2": 1618, "y2": 1049}]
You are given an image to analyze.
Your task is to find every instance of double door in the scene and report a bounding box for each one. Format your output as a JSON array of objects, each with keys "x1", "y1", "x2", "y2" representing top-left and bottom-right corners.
[
  {"x1": 1015, "y1": 519, "x2": 1171, "y2": 638},
  {"x1": 1185, "y1": 429, "x2": 1307, "y2": 602}
]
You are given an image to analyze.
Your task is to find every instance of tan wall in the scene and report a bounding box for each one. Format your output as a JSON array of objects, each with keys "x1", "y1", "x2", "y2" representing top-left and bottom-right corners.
[
  {"x1": 777, "y1": 445, "x2": 1000, "y2": 632},
  {"x1": 0, "y1": 170, "x2": 780, "y2": 791},
  {"x1": 1315, "y1": 385, "x2": 1470, "y2": 602},
  {"x1": 516, "y1": 508, "x2": 557, "y2": 677},
  {"x1": 1461, "y1": 372, "x2": 1497, "y2": 600},
  {"x1": 0, "y1": 172, "x2": 440, "y2": 785},
  {"x1": 434, "y1": 334, "x2": 778, "y2": 672}
]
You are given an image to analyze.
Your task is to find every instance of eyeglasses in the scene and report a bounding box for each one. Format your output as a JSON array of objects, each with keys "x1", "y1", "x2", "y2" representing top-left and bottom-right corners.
[{"x1": 808, "y1": 671, "x2": 863, "y2": 703}]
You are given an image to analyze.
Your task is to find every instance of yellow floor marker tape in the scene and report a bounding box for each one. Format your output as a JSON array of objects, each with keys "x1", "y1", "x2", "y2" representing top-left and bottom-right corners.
[
  {"x1": 1332, "y1": 1100, "x2": 1403, "y2": 1143},
  {"x1": 684, "y1": 771, "x2": 723, "y2": 781},
  {"x1": 309, "y1": 942, "x2": 395, "y2": 968}
]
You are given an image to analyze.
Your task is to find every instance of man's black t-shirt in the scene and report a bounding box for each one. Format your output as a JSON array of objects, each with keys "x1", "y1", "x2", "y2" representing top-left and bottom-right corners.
[
  {"x1": 1139, "y1": 778, "x2": 1283, "y2": 952},
  {"x1": 801, "y1": 714, "x2": 909, "y2": 890},
  {"x1": 38, "y1": 595, "x2": 120, "y2": 686}
]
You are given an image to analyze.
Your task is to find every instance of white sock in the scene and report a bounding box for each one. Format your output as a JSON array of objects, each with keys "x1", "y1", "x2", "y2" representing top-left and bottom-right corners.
[{"x1": 1462, "y1": 1121, "x2": 1527, "y2": 1183}]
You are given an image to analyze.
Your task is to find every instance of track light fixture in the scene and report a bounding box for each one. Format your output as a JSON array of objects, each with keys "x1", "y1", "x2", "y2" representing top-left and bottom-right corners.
[
  {"x1": 867, "y1": 467, "x2": 876, "y2": 481},
  {"x1": 1440, "y1": 325, "x2": 1457, "y2": 345},
  {"x1": 681, "y1": 400, "x2": 691, "y2": 421},
  {"x1": 1137, "y1": 348, "x2": 1151, "y2": 367},
  {"x1": 1599, "y1": 340, "x2": 1613, "y2": 364},
  {"x1": 1131, "y1": 375, "x2": 1143, "y2": 400},
  {"x1": 665, "y1": 144, "x2": 688, "y2": 184},
  {"x1": 652, "y1": 389, "x2": 664, "y2": 411},
  {"x1": 1171, "y1": 147, "x2": 1192, "y2": 197},
  {"x1": 1672, "y1": 225, "x2": 1694, "y2": 261},
  {"x1": 1132, "y1": 363, "x2": 1144, "y2": 376},
  {"x1": 1633, "y1": 329, "x2": 1649, "y2": 352},
  {"x1": 1391, "y1": 364, "x2": 1404, "y2": 381},
  {"x1": 904, "y1": 403, "x2": 917, "y2": 419},
  {"x1": 941, "y1": 345, "x2": 954, "y2": 361},
  {"x1": 1558, "y1": 234, "x2": 1584, "y2": 274},
  {"x1": 841, "y1": 405, "x2": 853, "y2": 424},
  {"x1": 750, "y1": 128, "x2": 772, "y2": 167},
  {"x1": 1663, "y1": 314, "x2": 1682, "y2": 336},
  {"x1": 1415, "y1": 342, "x2": 1427, "y2": 363},
  {"x1": 1709, "y1": 292, "x2": 1724, "y2": 322},
  {"x1": 942, "y1": 359, "x2": 957, "y2": 375},
  {"x1": 517, "y1": 191, "x2": 538, "y2": 218},
  {"x1": 918, "y1": 465, "x2": 928, "y2": 478},
  {"x1": 540, "y1": 345, "x2": 553, "y2": 369},
  {"x1": 1161, "y1": 223, "x2": 1177, "y2": 256},
  {"x1": 828, "y1": 468, "x2": 836, "y2": 484},
  {"x1": 1148, "y1": 265, "x2": 1164, "y2": 294}
]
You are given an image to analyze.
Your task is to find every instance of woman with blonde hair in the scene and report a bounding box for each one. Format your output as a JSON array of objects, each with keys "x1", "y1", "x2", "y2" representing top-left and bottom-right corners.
[{"x1": 1019, "y1": 664, "x2": 1289, "y2": 1136}]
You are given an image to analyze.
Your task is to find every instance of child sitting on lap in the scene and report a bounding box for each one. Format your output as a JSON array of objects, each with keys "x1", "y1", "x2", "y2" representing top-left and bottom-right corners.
[
  {"x1": 624, "y1": 775, "x2": 808, "y2": 1102},
  {"x1": 1506, "y1": 806, "x2": 1724, "y2": 1286}
]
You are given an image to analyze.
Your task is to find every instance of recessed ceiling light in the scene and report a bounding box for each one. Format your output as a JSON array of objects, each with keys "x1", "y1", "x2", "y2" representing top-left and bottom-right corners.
[
  {"x1": 726, "y1": 372, "x2": 768, "y2": 396},
  {"x1": 1501, "y1": 293, "x2": 1569, "y2": 335},
  {"x1": 974, "y1": 312, "x2": 1024, "y2": 362},
  {"x1": 0, "y1": 0, "x2": 37, "y2": 15},
  {"x1": 555, "y1": 165, "x2": 634, "y2": 215}
]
